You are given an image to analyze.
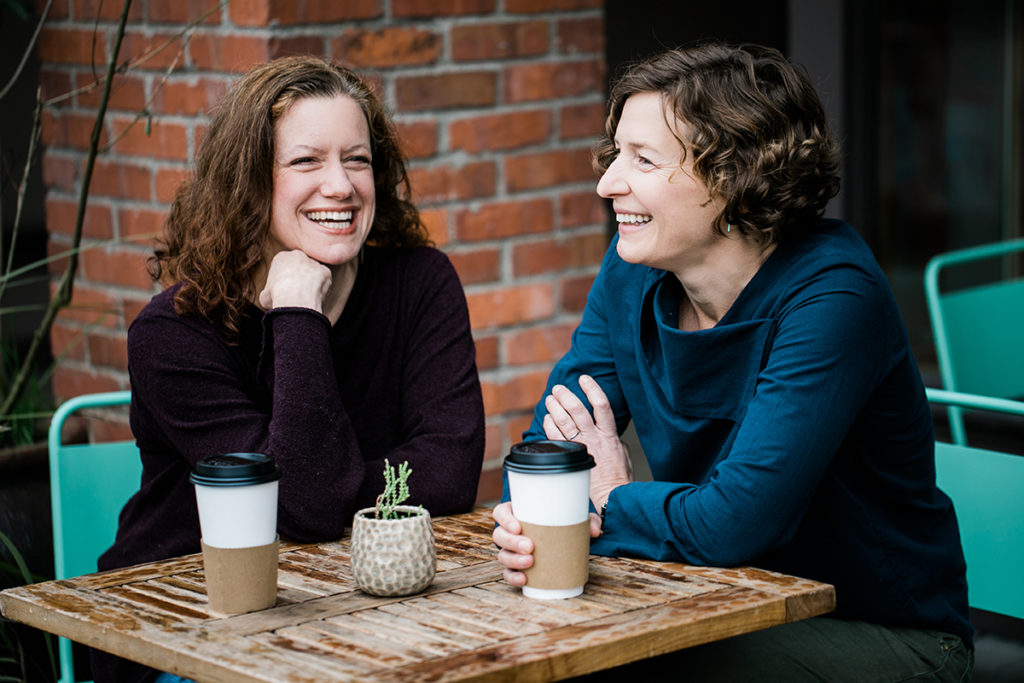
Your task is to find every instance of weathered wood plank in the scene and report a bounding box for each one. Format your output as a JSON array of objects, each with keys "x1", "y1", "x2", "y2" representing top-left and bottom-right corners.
[
  {"x1": 211, "y1": 562, "x2": 503, "y2": 636},
  {"x1": 372, "y1": 585, "x2": 786, "y2": 682}
]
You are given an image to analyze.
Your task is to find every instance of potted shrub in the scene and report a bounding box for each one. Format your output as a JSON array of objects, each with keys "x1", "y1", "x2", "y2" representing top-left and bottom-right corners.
[{"x1": 350, "y1": 460, "x2": 435, "y2": 597}]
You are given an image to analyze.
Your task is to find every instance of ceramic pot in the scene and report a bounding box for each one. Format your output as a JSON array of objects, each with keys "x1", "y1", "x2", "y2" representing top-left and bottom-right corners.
[{"x1": 350, "y1": 505, "x2": 435, "y2": 596}]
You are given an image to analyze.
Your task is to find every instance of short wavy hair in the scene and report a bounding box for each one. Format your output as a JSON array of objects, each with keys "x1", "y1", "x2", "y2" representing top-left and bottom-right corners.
[
  {"x1": 595, "y1": 43, "x2": 840, "y2": 245},
  {"x1": 151, "y1": 55, "x2": 430, "y2": 338}
]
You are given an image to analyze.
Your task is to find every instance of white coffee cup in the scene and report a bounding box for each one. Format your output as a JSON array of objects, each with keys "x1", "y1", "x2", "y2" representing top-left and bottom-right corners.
[
  {"x1": 504, "y1": 440, "x2": 595, "y2": 599},
  {"x1": 190, "y1": 453, "x2": 282, "y2": 614}
]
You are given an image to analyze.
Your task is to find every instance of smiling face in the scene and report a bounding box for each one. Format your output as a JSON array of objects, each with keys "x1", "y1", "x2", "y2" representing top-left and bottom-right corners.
[
  {"x1": 596, "y1": 91, "x2": 725, "y2": 274},
  {"x1": 268, "y1": 94, "x2": 376, "y2": 267}
]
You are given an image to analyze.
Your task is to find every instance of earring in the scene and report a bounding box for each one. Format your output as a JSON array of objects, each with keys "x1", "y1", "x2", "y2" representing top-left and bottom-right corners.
[{"x1": 726, "y1": 224, "x2": 732, "y2": 233}]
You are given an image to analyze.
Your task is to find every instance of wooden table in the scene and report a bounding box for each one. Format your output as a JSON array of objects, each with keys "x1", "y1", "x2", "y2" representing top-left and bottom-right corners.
[{"x1": 0, "y1": 507, "x2": 834, "y2": 682}]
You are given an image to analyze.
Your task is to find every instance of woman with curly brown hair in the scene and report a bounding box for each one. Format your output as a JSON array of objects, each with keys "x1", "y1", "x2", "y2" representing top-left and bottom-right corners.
[
  {"x1": 93, "y1": 55, "x2": 485, "y2": 683},
  {"x1": 493, "y1": 44, "x2": 972, "y2": 680}
]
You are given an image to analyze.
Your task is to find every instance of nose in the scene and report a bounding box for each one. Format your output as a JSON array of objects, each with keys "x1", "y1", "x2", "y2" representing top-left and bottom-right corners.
[
  {"x1": 320, "y1": 160, "x2": 355, "y2": 199},
  {"x1": 596, "y1": 156, "x2": 626, "y2": 198}
]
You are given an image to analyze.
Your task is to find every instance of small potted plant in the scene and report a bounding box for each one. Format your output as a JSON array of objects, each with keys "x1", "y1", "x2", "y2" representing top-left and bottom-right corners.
[{"x1": 350, "y1": 459, "x2": 435, "y2": 596}]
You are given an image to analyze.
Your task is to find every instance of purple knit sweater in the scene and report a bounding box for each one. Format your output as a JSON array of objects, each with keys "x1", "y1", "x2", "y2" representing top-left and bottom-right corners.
[{"x1": 101, "y1": 246, "x2": 484, "y2": 571}]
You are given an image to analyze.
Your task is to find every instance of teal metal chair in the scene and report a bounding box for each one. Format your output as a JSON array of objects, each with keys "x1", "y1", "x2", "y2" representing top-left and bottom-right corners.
[
  {"x1": 48, "y1": 391, "x2": 141, "y2": 683},
  {"x1": 924, "y1": 239, "x2": 1024, "y2": 445},
  {"x1": 926, "y1": 387, "x2": 1024, "y2": 620}
]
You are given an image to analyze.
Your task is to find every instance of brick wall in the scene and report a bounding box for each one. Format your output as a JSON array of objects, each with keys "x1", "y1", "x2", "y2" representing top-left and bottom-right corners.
[{"x1": 36, "y1": 0, "x2": 608, "y2": 502}]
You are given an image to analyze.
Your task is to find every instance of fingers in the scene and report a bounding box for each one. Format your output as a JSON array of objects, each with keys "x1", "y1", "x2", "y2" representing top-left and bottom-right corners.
[
  {"x1": 492, "y1": 502, "x2": 532, "y2": 585},
  {"x1": 578, "y1": 375, "x2": 616, "y2": 433},
  {"x1": 589, "y1": 511, "x2": 603, "y2": 538}
]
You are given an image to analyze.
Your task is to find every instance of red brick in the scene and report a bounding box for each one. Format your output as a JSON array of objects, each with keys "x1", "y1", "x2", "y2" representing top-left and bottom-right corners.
[
  {"x1": 449, "y1": 110, "x2": 551, "y2": 154},
  {"x1": 395, "y1": 72, "x2": 497, "y2": 112},
  {"x1": 557, "y1": 16, "x2": 604, "y2": 54},
  {"x1": 37, "y1": 0, "x2": 69, "y2": 20},
  {"x1": 45, "y1": 197, "x2": 114, "y2": 240},
  {"x1": 506, "y1": 0, "x2": 600, "y2": 11},
  {"x1": 52, "y1": 284, "x2": 119, "y2": 328},
  {"x1": 408, "y1": 161, "x2": 496, "y2": 204},
  {"x1": 81, "y1": 247, "x2": 152, "y2": 289},
  {"x1": 476, "y1": 464, "x2": 503, "y2": 504},
  {"x1": 75, "y1": 73, "x2": 147, "y2": 112},
  {"x1": 473, "y1": 334, "x2": 499, "y2": 370},
  {"x1": 155, "y1": 166, "x2": 190, "y2": 203},
  {"x1": 91, "y1": 418, "x2": 133, "y2": 443},
  {"x1": 560, "y1": 101, "x2": 605, "y2": 140},
  {"x1": 560, "y1": 191, "x2": 607, "y2": 228},
  {"x1": 110, "y1": 117, "x2": 189, "y2": 161},
  {"x1": 504, "y1": 323, "x2": 574, "y2": 366},
  {"x1": 119, "y1": 207, "x2": 168, "y2": 240},
  {"x1": 332, "y1": 27, "x2": 441, "y2": 68},
  {"x1": 227, "y1": 0, "x2": 271, "y2": 25},
  {"x1": 38, "y1": 28, "x2": 108, "y2": 65},
  {"x1": 88, "y1": 332, "x2": 129, "y2": 370},
  {"x1": 88, "y1": 160, "x2": 151, "y2": 201},
  {"x1": 505, "y1": 412, "x2": 536, "y2": 445},
  {"x1": 419, "y1": 208, "x2": 448, "y2": 246},
  {"x1": 483, "y1": 423, "x2": 504, "y2": 463},
  {"x1": 42, "y1": 155, "x2": 79, "y2": 193},
  {"x1": 73, "y1": 0, "x2": 145, "y2": 21},
  {"x1": 41, "y1": 111, "x2": 109, "y2": 151},
  {"x1": 480, "y1": 368, "x2": 549, "y2": 415},
  {"x1": 451, "y1": 21, "x2": 548, "y2": 62},
  {"x1": 124, "y1": 295, "x2": 153, "y2": 325},
  {"x1": 504, "y1": 59, "x2": 604, "y2": 103},
  {"x1": 152, "y1": 77, "x2": 228, "y2": 116},
  {"x1": 49, "y1": 322, "x2": 88, "y2": 363},
  {"x1": 270, "y1": 35, "x2": 326, "y2": 59},
  {"x1": 119, "y1": 31, "x2": 191, "y2": 71},
  {"x1": 455, "y1": 198, "x2": 553, "y2": 242},
  {"x1": 393, "y1": 0, "x2": 494, "y2": 18},
  {"x1": 396, "y1": 120, "x2": 438, "y2": 160},
  {"x1": 51, "y1": 366, "x2": 123, "y2": 406},
  {"x1": 39, "y1": 69, "x2": 72, "y2": 104},
  {"x1": 512, "y1": 231, "x2": 606, "y2": 276},
  {"x1": 148, "y1": 0, "x2": 223, "y2": 24},
  {"x1": 188, "y1": 34, "x2": 270, "y2": 72},
  {"x1": 505, "y1": 147, "x2": 595, "y2": 193},
  {"x1": 466, "y1": 282, "x2": 555, "y2": 330},
  {"x1": 239, "y1": 0, "x2": 382, "y2": 25},
  {"x1": 561, "y1": 273, "x2": 596, "y2": 312},
  {"x1": 447, "y1": 247, "x2": 500, "y2": 285}
]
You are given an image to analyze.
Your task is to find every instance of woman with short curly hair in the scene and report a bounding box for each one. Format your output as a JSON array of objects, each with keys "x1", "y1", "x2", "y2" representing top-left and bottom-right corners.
[
  {"x1": 95, "y1": 55, "x2": 485, "y2": 683},
  {"x1": 494, "y1": 43, "x2": 972, "y2": 681}
]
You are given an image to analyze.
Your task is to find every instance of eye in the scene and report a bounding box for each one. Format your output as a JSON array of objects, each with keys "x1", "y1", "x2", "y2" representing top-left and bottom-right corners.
[
  {"x1": 344, "y1": 155, "x2": 372, "y2": 170},
  {"x1": 636, "y1": 155, "x2": 655, "y2": 168},
  {"x1": 290, "y1": 156, "x2": 318, "y2": 167}
]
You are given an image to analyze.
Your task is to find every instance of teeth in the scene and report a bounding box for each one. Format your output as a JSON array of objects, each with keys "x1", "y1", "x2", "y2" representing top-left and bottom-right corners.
[
  {"x1": 616, "y1": 213, "x2": 652, "y2": 224},
  {"x1": 307, "y1": 210, "x2": 353, "y2": 222}
]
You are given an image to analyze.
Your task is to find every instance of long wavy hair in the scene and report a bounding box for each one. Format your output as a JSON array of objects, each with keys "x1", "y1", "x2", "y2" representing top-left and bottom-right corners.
[
  {"x1": 595, "y1": 43, "x2": 840, "y2": 245},
  {"x1": 151, "y1": 55, "x2": 430, "y2": 338}
]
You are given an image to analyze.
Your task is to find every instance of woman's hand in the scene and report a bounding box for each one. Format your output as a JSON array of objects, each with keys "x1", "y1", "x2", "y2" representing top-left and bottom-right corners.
[
  {"x1": 492, "y1": 501, "x2": 601, "y2": 587},
  {"x1": 258, "y1": 249, "x2": 333, "y2": 313},
  {"x1": 542, "y1": 374, "x2": 634, "y2": 510}
]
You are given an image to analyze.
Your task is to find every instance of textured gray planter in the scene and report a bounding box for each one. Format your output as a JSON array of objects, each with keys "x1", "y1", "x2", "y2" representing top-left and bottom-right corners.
[{"x1": 350, "y1": 506, "x2": 435, "y2": 597}]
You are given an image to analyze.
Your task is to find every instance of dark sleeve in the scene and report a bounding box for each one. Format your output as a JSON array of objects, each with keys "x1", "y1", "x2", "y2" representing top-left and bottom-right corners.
[
  {"x1": 129, "y1": 305, "x2": 363, "y2": 541},
  {"x1": 352, "y1": 250, "x2": 485, "y2": 515}
]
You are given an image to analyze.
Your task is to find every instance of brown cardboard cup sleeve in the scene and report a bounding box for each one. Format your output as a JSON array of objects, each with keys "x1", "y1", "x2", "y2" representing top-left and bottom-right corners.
[
  {"x1": 520, "y1": 520, "x2": 590, "y2": 590},
  {"x1": 201, "y1": 537, "x2": 279, "y2": 615}
]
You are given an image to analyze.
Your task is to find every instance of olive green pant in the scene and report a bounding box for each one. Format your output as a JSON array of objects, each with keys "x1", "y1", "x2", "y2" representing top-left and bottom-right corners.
[{"x1": 575, "y1": 617, "x2": 973, "y2": 682}]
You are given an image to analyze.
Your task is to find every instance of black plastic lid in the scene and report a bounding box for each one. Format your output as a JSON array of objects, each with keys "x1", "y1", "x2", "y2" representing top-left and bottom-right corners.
[
  {"x1": 189, "y1": 453, "x2": 282, "y2": 487},
  {"x1": 503, "y1": 440, "x2": 595, "y2": 474}
]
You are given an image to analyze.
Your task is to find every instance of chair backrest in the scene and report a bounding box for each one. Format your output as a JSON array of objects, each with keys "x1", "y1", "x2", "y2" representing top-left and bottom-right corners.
[
  {"x1": 924, "y1": 239, "x2": 1024, "y2": 445},
  {"x1": 47, "y1": 391, "x2": 140, "y2": 683},
  {"x1": 926, "y1": 387, "x2": 1024, "y2": 620}
]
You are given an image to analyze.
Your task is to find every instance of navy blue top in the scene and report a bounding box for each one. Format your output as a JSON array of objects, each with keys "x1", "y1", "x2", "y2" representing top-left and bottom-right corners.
[{"x1": 519, "y1": 220, "x2": 972, "y2": 646}]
